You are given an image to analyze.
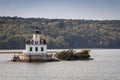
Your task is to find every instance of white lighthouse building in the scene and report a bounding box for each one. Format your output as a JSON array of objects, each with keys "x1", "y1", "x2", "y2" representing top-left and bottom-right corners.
[
  {"x1": 25, "y1": 27, "x2": 47, "y2": 55},
  {"x1": 19, "y1": 27, "x2": 53, "y2": 62}
]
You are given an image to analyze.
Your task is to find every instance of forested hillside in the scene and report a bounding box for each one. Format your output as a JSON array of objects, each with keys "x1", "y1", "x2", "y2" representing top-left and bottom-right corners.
[{"x1": 0, "y1": 16, "x2": 120, "y2": 49}]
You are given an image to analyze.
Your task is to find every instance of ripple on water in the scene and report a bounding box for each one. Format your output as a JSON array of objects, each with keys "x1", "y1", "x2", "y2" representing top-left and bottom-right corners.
[{"x1": 0, "y1": 49, "x2": 120, "y2": 80}]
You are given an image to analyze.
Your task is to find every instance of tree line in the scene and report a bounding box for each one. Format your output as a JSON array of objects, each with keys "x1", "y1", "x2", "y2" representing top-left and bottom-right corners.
[{"x1": 0, "y1": 16, "x2": 120, "y2": 49}]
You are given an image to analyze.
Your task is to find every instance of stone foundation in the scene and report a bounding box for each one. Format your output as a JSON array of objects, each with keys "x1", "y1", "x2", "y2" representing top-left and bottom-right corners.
[{"x1": 18, "y1": 54, "x2": 54, "y2": 62}]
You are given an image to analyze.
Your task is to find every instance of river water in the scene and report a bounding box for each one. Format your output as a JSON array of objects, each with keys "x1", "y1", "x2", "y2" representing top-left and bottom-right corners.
[{"x1": 0, "y1": 49, "x2": 120, "y2": 80}]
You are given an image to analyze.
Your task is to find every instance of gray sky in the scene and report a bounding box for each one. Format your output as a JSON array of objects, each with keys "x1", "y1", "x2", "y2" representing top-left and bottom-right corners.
[{"x1": 0, "y1": 0, "x2": 120, "y2": 20}]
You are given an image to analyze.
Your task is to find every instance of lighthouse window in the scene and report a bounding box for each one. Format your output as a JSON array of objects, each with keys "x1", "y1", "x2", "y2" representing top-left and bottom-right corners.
[
  {"x1": 41, "y1": 47, "x2": 44, "y2": 51},
  {"x1": 30, "y1": 47, "x2": 32, "y2": 51},
  {"x1": 35, "y1": 47, "x2": 38, "y2": 51},
  {"x1": 35, "y1": 41, "x2": 38, "y2": 44}
]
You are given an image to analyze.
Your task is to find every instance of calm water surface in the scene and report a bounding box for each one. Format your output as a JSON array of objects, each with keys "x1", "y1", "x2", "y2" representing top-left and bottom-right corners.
[{"x1": 0, "y1": 49, "x2": 120, "y2": 80}]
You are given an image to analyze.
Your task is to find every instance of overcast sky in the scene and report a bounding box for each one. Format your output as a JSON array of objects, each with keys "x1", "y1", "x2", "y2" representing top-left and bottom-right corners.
[{"x1": 0, "y1": 0, "x2": 120, "y2": 20}]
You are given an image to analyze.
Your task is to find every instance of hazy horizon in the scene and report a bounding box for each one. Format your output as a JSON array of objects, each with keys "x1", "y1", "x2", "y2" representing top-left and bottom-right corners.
[{"x1": 0, "y1": 0, "x2": 120, "y2": 20}]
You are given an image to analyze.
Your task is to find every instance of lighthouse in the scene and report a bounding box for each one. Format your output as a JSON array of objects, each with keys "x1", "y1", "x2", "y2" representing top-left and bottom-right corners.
[
  {"x1": 18, "y1": 27, "x2": 53, "y2": 62},
  {"x1": 25, "y1": 27, "x2": 47, "y2": 55}
]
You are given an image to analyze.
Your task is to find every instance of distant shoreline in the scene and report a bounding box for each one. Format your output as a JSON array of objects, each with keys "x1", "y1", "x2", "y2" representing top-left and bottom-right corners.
[{"x1": 0, "y1": 49, "x2": 119, "y2": 54}]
